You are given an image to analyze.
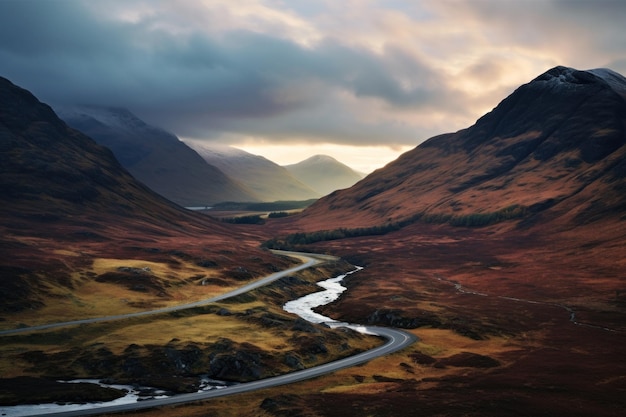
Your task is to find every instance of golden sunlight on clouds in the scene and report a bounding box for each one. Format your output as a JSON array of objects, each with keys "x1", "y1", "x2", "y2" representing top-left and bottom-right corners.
[
  {"x1": 188, "y1": 0, "x2": 321, "y2": 45},
  {"x1": 3, "y1": 0, "x2": 624, "y2": 164}
]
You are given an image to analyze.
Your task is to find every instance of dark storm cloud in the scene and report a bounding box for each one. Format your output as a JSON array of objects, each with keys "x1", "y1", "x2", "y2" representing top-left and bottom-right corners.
[
  {"x1": 0, "y1": 1, "x2": 457, "y2": 145},
  {"x1": 0, "y1": 0, "x2": 624, "y2": 148}
]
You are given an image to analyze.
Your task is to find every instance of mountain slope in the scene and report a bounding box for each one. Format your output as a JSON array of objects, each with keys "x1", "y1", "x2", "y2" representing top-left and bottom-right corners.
[
  {"x1": 284, "y1": 155, "x2": 364, "y2": 196},
  {"x1": 0, "y1": 77, "x2": 287, "y2": 313},
  {"x1": 56, "y1": 106, "x2": 259, "y2": 206},
  {"x1": 298, "y1": 66, "x2": 626, "y2": 230},
  {"x1": 262, "y1": 67, "x2": 626, "y2": 417},
  {"x1": 184, "y1": 142, "x2": 321, "y2": 201}
]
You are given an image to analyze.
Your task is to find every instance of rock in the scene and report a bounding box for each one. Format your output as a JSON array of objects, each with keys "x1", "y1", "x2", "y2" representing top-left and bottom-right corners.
[
  {"x1": 408, "y1": 351, "x2": 437, "y2": 366},
  {"x1": 208, "y1": 350, "x2": 263, "y2": 381},
  {"x1": 367, "y1": 308, "x2": 441, "y2": 328},
  {"x1": 291, "y1": 318, "x2": 320, "y2": 333},
  {"x1": 197, "y1": 259, "x2": 217, "y2": 268},
  {"x1": 283, "y1": 353, "x2": 304, "y2": 370},
  {"x1": 216, "y1": 307, "x2": 232, "y2": 316},
  {"x1": 260, "y1": 394, "x2": 300, "y2": 414}
]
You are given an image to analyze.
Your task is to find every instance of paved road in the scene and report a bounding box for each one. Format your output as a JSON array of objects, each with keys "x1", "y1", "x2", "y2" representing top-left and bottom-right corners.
[
  {"x1": 2, "y1": 250, "x2": 417, "y2": 416},
  {"x1": 42, "y1": 326, "x2": 416, "y2": 417},
  {"x1": 0, "y1": 250, "x2": 334, "y2": 336}
]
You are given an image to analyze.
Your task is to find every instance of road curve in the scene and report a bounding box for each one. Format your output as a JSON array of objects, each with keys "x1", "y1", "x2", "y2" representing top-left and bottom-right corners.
[
  {"x1": 42, "y1": 326, "x2": 416, "y2": 417},
  {"x1": 0, "y1": 250, "x2": 335, "y2": 336},
  {"x1": 3, "y1": 250, "x2": 417, "y2": 416}
]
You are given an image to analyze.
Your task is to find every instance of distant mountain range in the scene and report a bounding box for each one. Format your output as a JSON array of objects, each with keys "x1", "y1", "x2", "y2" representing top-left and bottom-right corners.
[
  {"x1": 56, "y1": 106, "x2": 259, "y2": 206},
  {"x1": 183, "y1": 141, "x2": 321, "y2": 202},
  {"x1": 58, "y1": 107, "x2": 362, "y2": 204},
  {"x1": 284, "y1": 155, "x2": 364, "y2": 196},
  {"x1": 298, "y1": 66, "x2": 626, "y2": 231}
]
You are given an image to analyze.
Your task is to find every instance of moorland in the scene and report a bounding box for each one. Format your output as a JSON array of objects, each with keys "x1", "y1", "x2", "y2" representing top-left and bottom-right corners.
[{"x1": 1, "y1": 66, "x2": 626, "y2": 417}]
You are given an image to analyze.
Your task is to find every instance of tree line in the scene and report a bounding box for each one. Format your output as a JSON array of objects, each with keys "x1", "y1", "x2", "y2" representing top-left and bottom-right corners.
[{"x1": 262, "y1": 204, "x2": 528, "y2": 250}]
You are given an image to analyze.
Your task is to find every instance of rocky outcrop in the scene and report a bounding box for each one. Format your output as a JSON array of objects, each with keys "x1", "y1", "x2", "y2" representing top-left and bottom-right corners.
[{"x1": 367, "y1": 308, "x2": 442, "y2": 328}]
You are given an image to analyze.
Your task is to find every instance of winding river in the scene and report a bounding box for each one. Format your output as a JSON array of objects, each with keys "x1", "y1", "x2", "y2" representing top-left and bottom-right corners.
[{"x1": 283, "y1": 266, "x2": 376, "y2": 334}]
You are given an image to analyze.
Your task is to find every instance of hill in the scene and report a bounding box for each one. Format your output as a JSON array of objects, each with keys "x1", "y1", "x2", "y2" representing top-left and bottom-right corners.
[
  {"x1": 297, "y1": 66, "x2": 626, "y2": 231},
  {"x1": 56, "y1": 106, "x2": 259, "y2": 206},
  {"x1": 184, "y1": 142, "x2": 321, "y2": 201},
  {"x1": 0, "y1": 76, "x2": 288, "y2": 314},
  {"x1": 284, "y1": 154, "x2": 364, "y2": 196},
  {"x1": 255, "y1": 67, "x2": 626, "y2": 416}
]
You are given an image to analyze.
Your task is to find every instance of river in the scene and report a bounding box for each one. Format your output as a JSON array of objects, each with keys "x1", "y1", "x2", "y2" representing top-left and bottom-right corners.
[{"x1": 283, "y1": 266, "x2": 375, "y2": 334}]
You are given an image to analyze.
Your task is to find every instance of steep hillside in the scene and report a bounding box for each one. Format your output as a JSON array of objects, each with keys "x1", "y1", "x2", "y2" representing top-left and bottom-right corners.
[
  {"x1": 57, "y1": 106, "x2": 259, "y2": 206},
  {"x1": 184, "y1": 142, "x2": 321, "y2": 201},
  {"x1": 255, "y1": 68, "x2": 626, "y2": 417},
  {"x1": 298, "y1": 66, "x2": 626, "y2": 230},
  {"x1": 284, "y1": 154, "x2": 364, "y2": 196},
  {"x1": 0, "y1": 77, "x2": 289, "y2": 314}
]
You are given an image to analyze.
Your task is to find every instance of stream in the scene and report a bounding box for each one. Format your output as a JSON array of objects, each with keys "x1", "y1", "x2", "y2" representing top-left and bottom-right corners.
[{"x1": 283, "y1": 266, "x2": 375, "y2": 334}]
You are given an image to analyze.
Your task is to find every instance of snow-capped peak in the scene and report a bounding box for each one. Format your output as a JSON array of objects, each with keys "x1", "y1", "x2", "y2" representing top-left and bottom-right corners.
[
  {"x1": 588, "y1": 68, "x2": 626, "y2": 97},
  {"x1": 534, "y1": 66, "x2": 626, "y2": 98}
]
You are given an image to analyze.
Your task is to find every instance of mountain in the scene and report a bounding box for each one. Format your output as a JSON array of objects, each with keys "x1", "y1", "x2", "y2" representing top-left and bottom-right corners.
[
  {"x1": 184, "y1": 142, "x2": 321, "y2": 201},
  {"x1": 284, "y1": 155, "x2": 364, "y2": 196},
  {"x1": 56, "y1": 106, "x2": 259, "y2": 206},
  {"x1": 269, "y1": 68, "x2": 626, "y2": 416},
  {"x1": 0, "y1": 77, "x2": 287, "y2": 313},
  {"x1": 297, "y1": 66, "x2": 626, "y2": 231}
]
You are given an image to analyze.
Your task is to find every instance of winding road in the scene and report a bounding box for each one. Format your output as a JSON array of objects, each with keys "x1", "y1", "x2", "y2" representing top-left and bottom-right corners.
[
  {"x1": 1, "y1": 251, "x2": 417, "y2": 416},
  {"x1": 0, "y1": 251, "x2": 334, "y2": 336}
]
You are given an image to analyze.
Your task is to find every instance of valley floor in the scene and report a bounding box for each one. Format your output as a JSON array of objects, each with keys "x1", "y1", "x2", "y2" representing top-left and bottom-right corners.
[{"x1": 157, "y1": 218, "x2": 623, "y2": 417}]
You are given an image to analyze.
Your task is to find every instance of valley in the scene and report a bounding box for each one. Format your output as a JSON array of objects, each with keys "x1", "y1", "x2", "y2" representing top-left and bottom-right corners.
[
  {"x1": 154, "y1": 218, "x2": 625, "y2": 417},
  {"x1": 1, "y1": 65, "x2": 626, "y2": 417}
]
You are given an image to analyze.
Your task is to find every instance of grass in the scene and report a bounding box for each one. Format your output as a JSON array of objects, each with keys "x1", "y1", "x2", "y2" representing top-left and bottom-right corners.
[
  {"x1": 83, "y1": 303, "x2": 296, "y2": 354},
  {"x1": 0, "y1": 259, "x2": 381, "y2": 401},
  {"x1": 103, "y1": 327, "x2": 520, "y2": 416},
  {"x1": 0, "y1": 256, "x2": 255, "y2": 330}
]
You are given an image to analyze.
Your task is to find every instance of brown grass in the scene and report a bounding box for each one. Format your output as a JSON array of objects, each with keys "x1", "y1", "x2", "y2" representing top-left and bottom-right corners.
[{"x1": 0, "y1": 258, "x2": 380, "y2": 393}]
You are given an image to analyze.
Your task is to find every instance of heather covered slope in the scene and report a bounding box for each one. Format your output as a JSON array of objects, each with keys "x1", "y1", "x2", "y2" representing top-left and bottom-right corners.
[
  {"x1": 0, "y1": 77, "x2": 227, "y2": 230},
  {"x1": 298, "y1": 66, "x2": 626, "y2": 230},
  {"x1": 57, "y1": 106, "x2": 259, "y2": 206},
  {"x1": 248, "y1": 67, "x2": 626, "y2": 417},
  {"x1": 0, "y1": 76, "x2": 288, "y2": 315}
]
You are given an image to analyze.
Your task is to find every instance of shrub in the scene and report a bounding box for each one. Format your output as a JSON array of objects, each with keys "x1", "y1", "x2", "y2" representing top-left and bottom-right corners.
[{"x1": 268, "y1": 211, "x2": 289, "y2": 218}]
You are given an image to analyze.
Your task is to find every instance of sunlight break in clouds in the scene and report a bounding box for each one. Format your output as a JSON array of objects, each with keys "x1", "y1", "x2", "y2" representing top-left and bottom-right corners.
[{"x1": 0, "y1": 0, "x2": 624, "y2": 171}]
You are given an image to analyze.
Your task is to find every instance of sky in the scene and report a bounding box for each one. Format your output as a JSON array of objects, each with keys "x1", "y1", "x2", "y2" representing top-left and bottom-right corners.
[{"x1": 1, "y1": 0, "x2": 625, "y2": 173}]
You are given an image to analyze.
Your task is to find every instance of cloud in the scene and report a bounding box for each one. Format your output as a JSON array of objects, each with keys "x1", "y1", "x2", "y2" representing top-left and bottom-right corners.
[{"x1": 0, "y1": 0, "x2": 624, "y2": 150}]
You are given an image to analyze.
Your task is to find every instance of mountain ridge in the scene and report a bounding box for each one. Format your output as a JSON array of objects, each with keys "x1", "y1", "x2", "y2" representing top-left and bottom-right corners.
[
  {"x1": 295, "y1": 66, "x2": 626, "y2": 231},
  {"x1": 56, "y1": 105, "x2": 259, "y2": 206},
  {"x1": 184, "y1": 141, "x2": 321, "y2": 201},
  {"x1": 284, "y1": 154, "x2": 364, "y2": 196}
]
